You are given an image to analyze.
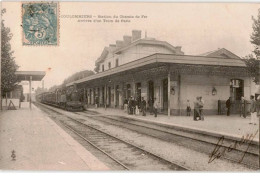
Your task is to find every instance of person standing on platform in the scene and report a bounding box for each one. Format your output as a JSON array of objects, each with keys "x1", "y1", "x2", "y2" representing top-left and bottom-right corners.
[
  {"x1": 148, "y1": 97, "x2": 154, "y2": 115},
  {"x1": 95, "y1": 96, "x2": 99, "y2": 108},
  {"x1": 199, "y1": 97, "x2": 204, "y2": 120},
  {"x1": 128, "y1": 97, "x2": 133, "y2": 115},
  {"x1": 226, "y1": 97, "x2": 232, "y2": 116},
  {"x1": 141, "y1": 97, "x2": 147, "y2": 116},
  {"x1": 257, "y1": 96, "x2": 260, "y2": 117},
  {"x1": 124, "y1": 98, "x2": 128, "y2": 113},
  {"x1": 153, "y1": 98, "x2": 159, "y2": 117},
  {"x1": 186, "y1": 100, "x2": 191, "y2": 116},
  {"x1": 249, "y1": 95, "x2": 257, "y2": 125},
  {"x1": 240, "y1": 96, "x2": 246, "y2": 118},
  {"x1": 194, "y1": 97, "x2": 201, "y2": 121},
  {"x1": 136, "y1": 97, "x2": 140, "y2": 115},
  {"x1": 132, "y1": 98, "x2": 137, "y2": 115}
]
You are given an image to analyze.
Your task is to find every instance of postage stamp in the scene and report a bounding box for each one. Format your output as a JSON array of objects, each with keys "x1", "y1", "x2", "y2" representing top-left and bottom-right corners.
[{"x1": 22, "y1": 2, "x2": 59, "y2": 46}]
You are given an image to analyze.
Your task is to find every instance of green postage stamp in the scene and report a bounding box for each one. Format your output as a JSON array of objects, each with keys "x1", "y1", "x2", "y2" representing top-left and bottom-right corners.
[{"x1": 22, "y1": 2, "x2": 59, "y2": 46}]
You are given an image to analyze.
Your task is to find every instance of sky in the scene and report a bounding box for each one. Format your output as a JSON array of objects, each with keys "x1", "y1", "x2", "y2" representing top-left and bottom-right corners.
[{"x1": 2, "y1": 2, "x2": 260, "y2": 93}]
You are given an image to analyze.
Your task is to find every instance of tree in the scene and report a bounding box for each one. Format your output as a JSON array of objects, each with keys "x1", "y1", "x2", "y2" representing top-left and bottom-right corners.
[
  {"x1": 62, "y1": 70, "x2": 95, "y2": 85},
  {"x1": 243, "y1": 9, "x2": 260, "y2": 84},
  {"x1": 35, "y1": 87, "x2": 48, "y2": 95},
  {"x1": 1, "y1": 9, "x2": 19, "y2": 96},
  {"x1": 251, "y1": 9, "x2": 260, "y2": 59},
  {"x1": 243, "y1": 55, "x2": 260, "y2": 84},
  {"x1": 48, "y1": 85, "x2": 60, "y2": 92},
  {"x1": 46, "y1": 70, "x2": 95, "y2": 92}
]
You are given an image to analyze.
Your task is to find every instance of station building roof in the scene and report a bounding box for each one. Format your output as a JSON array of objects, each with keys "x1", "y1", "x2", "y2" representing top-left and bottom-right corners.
[
  {"x1": 199, "y1": 48, "x2": 241, "y2": 59},
  {"x1": 15, "y1": 71, "x2": 46, "y2": 81},
  {"x1": 66, "y1": 53, "x2": 247, "y2": 87}
]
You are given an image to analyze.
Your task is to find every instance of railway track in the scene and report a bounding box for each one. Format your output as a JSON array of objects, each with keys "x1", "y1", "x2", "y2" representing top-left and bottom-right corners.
[
  {"x1": 35, "y1": 103, "x2": 127, "y2": 170},
  {"x1": 35, "y1": 102, "x2": 189, "y2": 171},
  {"x1": 74, "y1": 110, "x2": 260, "y2": 170}
]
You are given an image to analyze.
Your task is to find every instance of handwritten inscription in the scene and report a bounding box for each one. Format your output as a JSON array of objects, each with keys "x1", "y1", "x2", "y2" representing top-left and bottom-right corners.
[{"x1": 208, "y1": 130, "x2": 258, "y2": 164}]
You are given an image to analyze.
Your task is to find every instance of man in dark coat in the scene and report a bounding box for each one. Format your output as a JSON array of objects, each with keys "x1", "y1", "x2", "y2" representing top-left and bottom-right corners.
[
  {"x1": 226, "y1": 97, "x2": 232, "y2": 116},
  {"x1": 128, "y1": 97, "x2": 133, "y2": 115},
  {"x1": 141, "y1": 97, "x2": 147, "y2": 116}
]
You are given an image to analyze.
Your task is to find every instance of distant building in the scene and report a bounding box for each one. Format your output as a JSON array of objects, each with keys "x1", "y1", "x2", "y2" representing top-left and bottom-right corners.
[
  {"x1": 3, "y1": 85, "x2": 24, "y2": 100},
  {"x1": 68, "y1": 30, "x2": 251, "y2": 116},
  {"x1": 95, "y1": 30, "x2": 183, "y2": 73}
]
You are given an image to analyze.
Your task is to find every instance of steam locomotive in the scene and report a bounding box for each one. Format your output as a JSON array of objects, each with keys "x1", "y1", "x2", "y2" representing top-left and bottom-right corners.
[{"x1": 36, "y1": 84, "x2": 84, "y2": 111}]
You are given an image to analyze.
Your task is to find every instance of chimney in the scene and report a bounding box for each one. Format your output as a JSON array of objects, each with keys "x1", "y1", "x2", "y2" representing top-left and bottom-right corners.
[
  {"x1": 116, "y1": 40, "x2": 124, "y2": 48},
  {"x1": 123, "y1": 35, "x2": 132, "y2": 46},
  {"x1": 108, "y1": 44, "x2": 116, "y2": 52},
  {"x1": 175, "y1": 46, "x2": 182, "y2": 52},
  {"x1": 132, "y1": 30, "x2": 142, "y2": 42},
  {"x1": 109, "y1": 44, "x2": 116, "y2": 48}
]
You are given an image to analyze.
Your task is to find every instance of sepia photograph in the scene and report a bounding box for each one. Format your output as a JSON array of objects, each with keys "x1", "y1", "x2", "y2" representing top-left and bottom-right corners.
[{"x1": 0, "y1": 0, "x2": 259, "y2": 172}]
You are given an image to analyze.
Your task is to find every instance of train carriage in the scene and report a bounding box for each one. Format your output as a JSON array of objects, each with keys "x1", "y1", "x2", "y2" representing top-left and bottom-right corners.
[{"x1": 36, "y1": 84, "x2": 84, "y2": 111}]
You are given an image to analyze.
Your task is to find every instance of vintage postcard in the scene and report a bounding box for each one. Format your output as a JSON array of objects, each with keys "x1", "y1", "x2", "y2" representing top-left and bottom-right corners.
[{"x1": 0, "y1": 0, "x2": 259, "y2": 172}]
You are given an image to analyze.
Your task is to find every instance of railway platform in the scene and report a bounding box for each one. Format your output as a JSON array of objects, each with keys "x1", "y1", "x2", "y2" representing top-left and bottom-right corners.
[
  {"x1": 87, "y1": 107, "x2": 259, "y2": 141},
  {"x1": 0, "y1": 102, "x2": 110, "y2": 171}
]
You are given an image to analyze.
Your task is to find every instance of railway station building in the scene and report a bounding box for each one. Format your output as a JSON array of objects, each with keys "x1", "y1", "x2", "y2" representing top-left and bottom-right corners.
[{"x1": 67, "y1": 30, "x2": 252, "y2": 116}]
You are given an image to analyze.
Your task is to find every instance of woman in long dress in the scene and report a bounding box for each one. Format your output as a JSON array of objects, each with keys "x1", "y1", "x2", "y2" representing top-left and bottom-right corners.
[{"x1": 194, "y1": 97, "x2": 201, "y2": 121}]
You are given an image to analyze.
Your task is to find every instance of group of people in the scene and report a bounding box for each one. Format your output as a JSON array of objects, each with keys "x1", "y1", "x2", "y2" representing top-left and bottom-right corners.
[
  {"x1": 188, "y1": 95, "x2": 259, "y2": 124},
  {"x1": 98, "y1": 94, "x2": 259, "y2": 123},
  {"x1": 226, "y1": 95, "x2": 259, "y2": 125},
  {"x1": 124, "y1": 97, "x2": 159, "y2": 117}
]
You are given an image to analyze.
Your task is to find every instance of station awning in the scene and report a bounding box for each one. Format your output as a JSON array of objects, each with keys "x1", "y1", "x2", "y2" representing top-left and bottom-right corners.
[
  {"x1": 66, "y1": 53, "x2": 248, "y2": 87},
  {"x1": 15, "y1": 71, "x2": 46, "y2": 81}
]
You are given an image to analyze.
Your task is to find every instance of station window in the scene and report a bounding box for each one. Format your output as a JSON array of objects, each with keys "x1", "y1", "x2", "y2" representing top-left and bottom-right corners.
[
  {"x1": 102, "y1": 65, "x2": 104, "y2": 72},
  {"x1": 108, "y1": 62, "x2": 111, "y2": 69},
  {"x1": 115, "y1": 59, "x2": 119, "y2": 67}
]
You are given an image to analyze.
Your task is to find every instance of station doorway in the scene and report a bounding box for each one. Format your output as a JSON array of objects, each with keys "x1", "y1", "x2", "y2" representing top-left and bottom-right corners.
[
  {"x1": 230, "y1": 79, "x2": 244, "y2": 113},
  {"x1": 136, "y1": 82, "x2": 141, "y2": 103},
  {"x1": 148, "y1": 80, "x2": 154, "y2": 102},
  {"x1": 230, "y1": 79, "x2": 244, "y2": 100},
  {"x1": 126, "y1": 84, "x2": 131, "y2": 99},
  {"x1": 85, "y1": 89, "x2": 88, "y2": 104},
  {"x1": 162, "y1": 79, "x2": 168, "y2": 112},
  {"x1": 102, "y1": 87, "x2": 105, "y2": 106},
  {"x1": 108, "y1": 87, "x2": 111, "y2": 107},
  {"x1": 115, "y1": 85, "x2": 120, "y2": 107},
  {"x1": 89, "y1": 89, "x2": 92, "y2": 104}
]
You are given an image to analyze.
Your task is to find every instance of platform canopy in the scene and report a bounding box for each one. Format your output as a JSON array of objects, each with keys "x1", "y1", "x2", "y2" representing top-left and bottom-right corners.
[
  {"x1": 15, "y1": 71, "x2": 46, "y2": 81},
  {"x1": 67, "y1": 53, "x2": 248, "y2": 87}
]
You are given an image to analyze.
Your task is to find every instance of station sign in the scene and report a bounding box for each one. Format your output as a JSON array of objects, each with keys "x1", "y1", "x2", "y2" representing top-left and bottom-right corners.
[{"x1": 171, "y1": 81, "x2": 178, "y2": 87}]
